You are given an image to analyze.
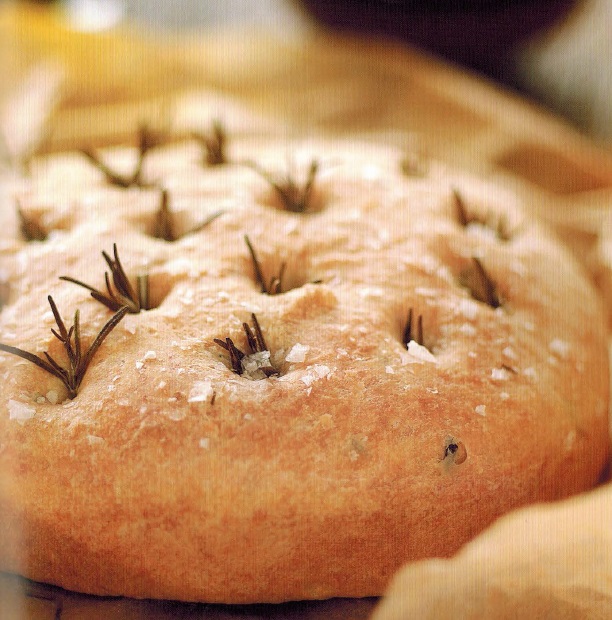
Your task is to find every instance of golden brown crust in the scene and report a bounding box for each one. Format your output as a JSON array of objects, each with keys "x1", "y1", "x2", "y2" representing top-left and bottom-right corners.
[{"x1": 0, "y1": 136, "x2": 609, "y2": 603}]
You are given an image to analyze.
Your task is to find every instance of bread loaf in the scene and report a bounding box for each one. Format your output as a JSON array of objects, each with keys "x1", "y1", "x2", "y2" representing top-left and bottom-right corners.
[{"x1": 0, "y1": 132, "x2": 608, "y2": 603}]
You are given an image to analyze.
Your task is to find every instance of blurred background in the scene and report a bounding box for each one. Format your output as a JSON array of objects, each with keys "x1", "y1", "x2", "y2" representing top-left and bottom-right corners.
[{"x1": 24, "y1": 0, "x2": 612, "y2": 145}]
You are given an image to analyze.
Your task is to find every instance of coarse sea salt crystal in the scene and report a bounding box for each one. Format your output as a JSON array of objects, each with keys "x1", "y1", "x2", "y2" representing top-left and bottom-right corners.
[
  {"x1": 402, "y1": 341, "x2": 438, "y2": 364},
  {"x1": 549, "y1": 338, "x2": 570, "y2": 359},
  {"x1": 46, "y1": 390, "x2": 58, "y2": 404},
  {"x1": 285, "y1": 343, "x2": 310, "y2": 363},
  {"x1": 502, "y1": 346, "x2": 517, "y2": 360},
  {"x1": 491, "y1": 368, "x2": 510, "y2": 381},
  {"x1": 241, "y1": 350, "x2": 273, "y2": 380},
  {"x1": 143, "y1": 350, "x2": 157, "y2": 360},
  {"x1": 466, "y1": 221, "x2": 497, "y2": 241},
  {"x1": 457, "y1": 298, "x2": 478, "y2": 321},
  {"x1": 414, "y1": 287, "x2": 438, "y2": 298},
  {"x1": 123, "y1": 318, "x2": 137, "y2": 334},
  {"x1": 358, "y1": 287, "x2": 384, "y2": 299},
  {"x1": 301, "y1": 364, "x2": 332, "y2": 386},
  {"x1": 199, "y1": 437, "x2": 210, "y2": 449},
  {"x1": 385, "y1": 365, "x2": 395, "y2": 374},
  {"x1": 8, "y1": 400, "x2": 35, "y2": 423},
  {"x1": 180, "y1": 289, "x2": 194, "y2": 305},
  {"x1": 135, "y1": 361, "x2": 144, "y2": 370},
  {"x1": 313, "y1": 364, "x2": 331, "y2": 378},
  {"x1": 188, "y1": 380, "x2": 214, "y2": 403},
  {"x1": 475, "y1": 405, "x2": 486, "y2": 416},
  {"x1": 165, "y1": 258, "x2": 193, "y2": 275},
  {"x1": 459, "y1": 323, "x2": 477, "y2": 336}
]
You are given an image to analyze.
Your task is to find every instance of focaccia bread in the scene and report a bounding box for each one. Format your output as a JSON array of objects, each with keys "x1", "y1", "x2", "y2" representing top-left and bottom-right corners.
[{"x1": 0, "y1": 132, "x2": 609, "y2": 603}]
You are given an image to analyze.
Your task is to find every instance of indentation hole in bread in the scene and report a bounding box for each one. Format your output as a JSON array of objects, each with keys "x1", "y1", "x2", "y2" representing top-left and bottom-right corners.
[
  {"x1": 398, "y1": 307, "x2": 438, "y2": 354},
  {"x1": 213, "y1": 314, "x2": 280, "y2": 380},
  {"x1": 60, "y1": 250, "x2": 172, "y2": 313},
  {"x1": 451, "y1": 188, "x2": 512, "y2": 241},
  {"x1": 249, "y1": 159, "x2": 326, "y2": 214},
  {"x1": 143, "y1": 273, "x2": 174, "y2": 310},
  {"x1": 443, "y1": 437, "x2": 467, "y2": 464},
  {"x1": 458, "y1": 257, "x2": 502, "y2": 309},
  {"x1": 244, "y1": 235, "x2": 319, "y2": 296},
  {"x1": 146, "y1": 189, "x2": 223, "y2": 242},
  {"x1": 16, "y1": 201, "x2": 75, "y2": 242}
]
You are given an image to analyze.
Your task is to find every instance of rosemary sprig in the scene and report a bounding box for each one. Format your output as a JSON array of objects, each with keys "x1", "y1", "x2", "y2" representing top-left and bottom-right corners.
[
  {"x1": 453, "y1": 189, "x2": 511, "y2": 241},
  {"x1": 403, "y1": 308, "x2": 424, "y2": 346},
  {"x1": 0, "y1": 296, "x2": 128, "y2": 399},
  {"x1": 214, "y1": 313, "x2": 278, "y2": 378},
  {"x1": 152, "y1": 189, "x2": 176, "y2": 242},
  {"x1": 81, "y1": 124, "x2": 160, "y2": 189},
  {"x1": 192, "y1": 120, "x2": 227, "y2": 166},
  {"x1": 16, "y1": 200, "x2": 47, "y2": 241},
  {"x1": 60, "y1": 243, "x2": 145, "y2": 313},
  {"x1": 152, "y1": 189, "x2": 224, "y2": 242},
  {"x1": 246, "y1": 159, "x2": 319, "y2": 213},
  {"x1": 460, "y1": 257, "x2": 502, "y2": 309},
  {"x1": 244, "y1": 235, "x2": 286, "y2": 295}
]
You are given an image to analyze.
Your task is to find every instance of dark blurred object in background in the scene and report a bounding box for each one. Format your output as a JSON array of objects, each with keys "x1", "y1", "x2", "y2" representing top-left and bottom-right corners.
[{"x1": 299, "y1": 0, "x2": 577, "y2": 83}]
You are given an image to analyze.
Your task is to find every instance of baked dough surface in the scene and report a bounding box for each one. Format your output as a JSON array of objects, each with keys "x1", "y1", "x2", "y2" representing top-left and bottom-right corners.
[{"x1": 0, "y1": 136, "x2": 608, "y2": 603}]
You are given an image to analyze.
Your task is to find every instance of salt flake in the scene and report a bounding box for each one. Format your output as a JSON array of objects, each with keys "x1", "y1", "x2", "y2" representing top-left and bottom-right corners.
[
  {"x1": 188, "y1": 380, "x2": 214, "y2": 403},
  {"x1": 8, "y1": 400, "x2": 35, "y2": 423},
  {"x1": 241, "y1": 350, "x2": 274, "y2": 380},
  {"x1": 490, "y1": 368, "x2": 510, "y2": 381},
  {"x1": 549, "y1": 338, "x2": 570, "y2": 359},
  {"x1": 402, "y1": 341, "x2": 437, "y2": 364},
  {"x1": 285, "y1": 343, "x2": 310, "y2": 363}
]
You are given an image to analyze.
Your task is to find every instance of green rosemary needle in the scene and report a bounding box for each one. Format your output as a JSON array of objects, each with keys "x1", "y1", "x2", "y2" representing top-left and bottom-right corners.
[
  {"x1": 81, "y1": 124, "x2": 159, "y2": 189},
  {"x1": 460, "y1": 257, "x2": 502, "y2": 309},
  {"x1": 60, "y1": 243, "x2": 145, "y2": 313},
  {"x1": 245, "y1": 158, "x2": 319, "y2": 213},
  {"x1": 403, "y1": 308, "x2": 424, "y2": 347},
  {"x1": 0, "y1": 296, "x2": 128, "y2": 399},
  {"x1": 214, "y1": 313, "x2": 278, "y2": 378},
  {"x1": 191, "y1": 120, "x2": 227, "y2": 166},
  {"x1": 16, "y1": 200, "x2": 47, "y2": 242},
  {"x1": 244, "y1": 235, "x2": 286, "y2": 295},
  {"x1": 152, "y1": 189, "x2": 224, "y2": 242},
  {"x1": 453, "y1": 188, "x2": 511, "y2": 241}
]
